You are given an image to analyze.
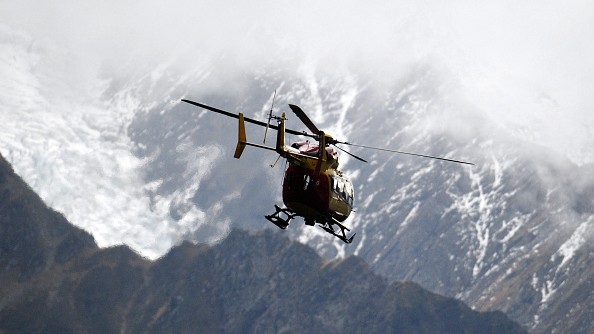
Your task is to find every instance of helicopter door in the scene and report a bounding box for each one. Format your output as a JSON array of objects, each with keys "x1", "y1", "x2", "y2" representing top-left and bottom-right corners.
[{"x1": 282, "y1": 165, "x2": 329, "y2": 217}]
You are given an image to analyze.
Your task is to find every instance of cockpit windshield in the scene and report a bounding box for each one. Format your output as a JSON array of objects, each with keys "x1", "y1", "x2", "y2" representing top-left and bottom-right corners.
[{"x1": 331, "y1": 175, "x2": 354, "y2": 206}]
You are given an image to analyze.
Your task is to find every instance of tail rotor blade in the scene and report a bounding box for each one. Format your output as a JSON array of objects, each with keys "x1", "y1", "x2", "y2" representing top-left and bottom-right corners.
[{"x1": 263, "y1": 90, "x2": 277, "y2": 144}]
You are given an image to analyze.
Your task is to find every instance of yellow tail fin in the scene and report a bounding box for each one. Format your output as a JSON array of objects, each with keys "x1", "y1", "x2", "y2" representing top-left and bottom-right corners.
[
  {"x1": 234, "y1": 113, "x2": 247, "y2": 159},
  {"x1": 276, "y1": 113, "x2": 286, "y2": 154}
]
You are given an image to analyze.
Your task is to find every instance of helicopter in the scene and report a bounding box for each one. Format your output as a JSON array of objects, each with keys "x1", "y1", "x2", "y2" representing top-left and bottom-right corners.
[{"x1": 181, "y1": 96, "x2": 473, "y2": 244}]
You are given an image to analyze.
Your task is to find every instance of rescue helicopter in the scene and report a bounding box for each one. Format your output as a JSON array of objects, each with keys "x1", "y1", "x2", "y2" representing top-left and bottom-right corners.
[{"x1": 181, "y1": 96, "x2": 473, "y2": 244}]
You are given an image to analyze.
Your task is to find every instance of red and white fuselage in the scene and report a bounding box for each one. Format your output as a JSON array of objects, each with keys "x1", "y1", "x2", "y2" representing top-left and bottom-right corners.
[{"x1": 282, "y1": 142, "x2": 353, "y2": 223}]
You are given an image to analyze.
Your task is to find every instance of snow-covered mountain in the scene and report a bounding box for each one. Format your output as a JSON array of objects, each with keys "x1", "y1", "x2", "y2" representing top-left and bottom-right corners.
[
  {"x1": 2, "y1": 2, "x2": 594, "y2": 332},
  {"x1": 125, "y1": 62, "x2": 593, "y2": 333}
]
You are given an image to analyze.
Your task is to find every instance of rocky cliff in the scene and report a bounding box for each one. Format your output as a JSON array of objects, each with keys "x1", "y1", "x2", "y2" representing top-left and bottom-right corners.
[{"x1": 0, "y1": 154, "x2": 525, "y2": 333}]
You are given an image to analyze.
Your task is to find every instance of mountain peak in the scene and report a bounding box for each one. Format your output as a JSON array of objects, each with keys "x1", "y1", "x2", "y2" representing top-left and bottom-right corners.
[
  {"x1": 0, "y1": 154, "x2": 525, "y2": 333},
  {"x1": 0, "y1": 153, "x2": 96, "y2": 282}
]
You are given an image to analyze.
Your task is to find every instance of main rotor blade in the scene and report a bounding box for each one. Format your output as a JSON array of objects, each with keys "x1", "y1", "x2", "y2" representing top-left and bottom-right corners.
[
  {"x1": 181, "y1": 99, "x2": 316, "y2": 139},
  {"x1": 182, "y1": 99, "x2": 473, "y2": 165},
  {"x1": 345, "y1": 142, "x2": 474, "y2": 165},
  {"x1": 288, "y1": 104, "x2": 321, "y2": 135},
  {"x1": 333, "y1": 144, "x2": 368, "y2": 163}
]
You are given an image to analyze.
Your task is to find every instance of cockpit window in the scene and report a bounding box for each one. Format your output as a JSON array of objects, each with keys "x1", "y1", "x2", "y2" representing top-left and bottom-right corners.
[{"x1": 331, "y1": 175, "x2": 354, "y2": 206}]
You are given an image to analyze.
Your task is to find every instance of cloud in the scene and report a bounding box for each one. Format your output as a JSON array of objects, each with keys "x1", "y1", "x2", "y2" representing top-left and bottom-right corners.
[{"x1": 5, "y1": 0, "x2": 593, "y2": 87}]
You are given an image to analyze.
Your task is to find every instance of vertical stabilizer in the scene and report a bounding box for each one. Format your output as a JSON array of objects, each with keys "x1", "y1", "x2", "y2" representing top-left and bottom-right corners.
[
  {"x1": 276, "y1": 112, "x2": 286, "y2": 154},
  {"x1": 315, "y1": 131, "x2": 327, "y2": 174},
  {"x1": 234, "y1": 113, "x2": 247, "y2": 159}
]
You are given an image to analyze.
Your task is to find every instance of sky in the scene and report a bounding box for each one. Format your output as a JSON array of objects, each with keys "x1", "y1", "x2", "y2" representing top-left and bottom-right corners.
[{"x1": 1, "y1": 0, "x2": 593, "y2": 257}]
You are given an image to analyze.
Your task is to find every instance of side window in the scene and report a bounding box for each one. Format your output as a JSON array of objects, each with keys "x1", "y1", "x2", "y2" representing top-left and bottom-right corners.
[
  {"x1": 347, "y1": 183, "x2": 354, "y2": 206},
  {"x1": 304, "y1": 175, "x2": 311, "y2": 190},
  {"x1": 332, "y1": 176, "x2": 353, "y2": 205}
]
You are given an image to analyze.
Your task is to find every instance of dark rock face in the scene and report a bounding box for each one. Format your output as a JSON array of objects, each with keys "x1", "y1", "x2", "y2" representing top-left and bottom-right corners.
[
  {"x1": 0, "y1": 155, "x2": 96, "y2": 283},
  {"x1": 0, "y1": 154, "x2": 525, "y2": 333}
]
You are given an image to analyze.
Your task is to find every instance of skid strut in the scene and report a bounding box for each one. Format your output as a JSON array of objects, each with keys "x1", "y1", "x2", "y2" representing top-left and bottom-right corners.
[
  {"x1": 318, "y1": 219, "x2": 356, "y2": 244},
  {"x1": 265, "y1": 205, "x2": 356, "y2": 244},
  {"x1": 265, "y1": 205, "x2": 297, "y2": 229}
]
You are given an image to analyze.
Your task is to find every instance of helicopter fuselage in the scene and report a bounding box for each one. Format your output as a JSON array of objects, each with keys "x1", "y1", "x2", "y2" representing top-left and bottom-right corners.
[
  {"x1": 283, "y1": 158, "x2": 353, "y2": 224},
  {"x1": 181, "y1": 98, "x2": 473, "y2": 244}
]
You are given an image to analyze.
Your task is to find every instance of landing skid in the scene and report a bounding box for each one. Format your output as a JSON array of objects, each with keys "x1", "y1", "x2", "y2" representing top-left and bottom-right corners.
[
  {"x1": 265, "y1": 205, "x2": 355, "y2": 244},
  {"x1": 265, "y1": 205, "x2": 296, "y2": 229},
  {"x1": 318, "y1": 219, "x2": 356, "y2": 244}
]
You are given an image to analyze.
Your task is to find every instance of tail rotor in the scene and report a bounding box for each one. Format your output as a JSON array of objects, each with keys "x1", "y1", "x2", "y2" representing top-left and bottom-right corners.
[{"x1": 263, "y1": 89, "x2": 277, "y2": 144}]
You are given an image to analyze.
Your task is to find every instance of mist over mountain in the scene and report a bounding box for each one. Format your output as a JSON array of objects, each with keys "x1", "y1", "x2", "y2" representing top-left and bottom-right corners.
[
  {"x1": 2, "y1": 2, "x2": 594, "y2": 333},
  {"x1": 0, "y1": 154, "x2": 526, "y2": 333}
]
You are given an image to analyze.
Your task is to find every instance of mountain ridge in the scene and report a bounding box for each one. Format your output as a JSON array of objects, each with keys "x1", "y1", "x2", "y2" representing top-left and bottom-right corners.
[
  {"x1": 2, "y1": 23, "x2": 592, "y2": 332},
  {"x1": 141, "y1": 68, "x2": 593, "y2": 333},
  {"x1": 0, "y1": 153, "x2": 525, "y2": 333}
]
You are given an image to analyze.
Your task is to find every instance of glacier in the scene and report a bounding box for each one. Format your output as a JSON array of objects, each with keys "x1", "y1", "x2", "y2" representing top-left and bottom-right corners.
[{"x1": 0, "y1": 25, "x2": 222, "y2": 259}]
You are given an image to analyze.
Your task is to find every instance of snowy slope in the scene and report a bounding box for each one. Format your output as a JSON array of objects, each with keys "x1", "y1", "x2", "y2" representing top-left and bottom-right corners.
[
  {"x1": 0, "y1": 25, "x2": 220, "y2": 258},
  {"x1": 117, "y1": 57, "x2": 593, "y2": 332}
]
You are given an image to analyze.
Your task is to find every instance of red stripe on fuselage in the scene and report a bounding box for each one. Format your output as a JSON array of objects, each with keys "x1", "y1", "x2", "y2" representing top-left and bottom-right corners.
[{"x1": 282, "y1": 164, "x2": 329, "y2": 219}]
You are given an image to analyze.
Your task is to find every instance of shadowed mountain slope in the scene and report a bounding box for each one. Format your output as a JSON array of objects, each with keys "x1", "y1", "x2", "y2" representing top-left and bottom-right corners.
[{"x1": 0, "y1": 154, "x2": 525, "y2": 333}]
